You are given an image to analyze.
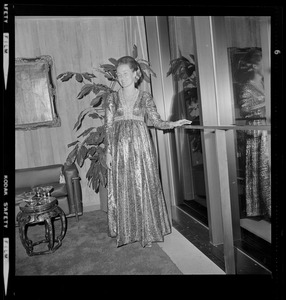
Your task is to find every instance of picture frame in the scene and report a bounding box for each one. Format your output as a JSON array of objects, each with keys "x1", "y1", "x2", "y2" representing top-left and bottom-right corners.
[
  {"x1": 15, "y1": 55, "x2": 61, "y2": 130},
  {"x1": 227, "y1": 47, "x2": 262, "y2": 121}
]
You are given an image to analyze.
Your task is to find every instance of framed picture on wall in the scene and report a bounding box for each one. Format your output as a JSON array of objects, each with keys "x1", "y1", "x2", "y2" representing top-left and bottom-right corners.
[
  {"x1": 227, "y1": 47, "x2": 263, "y2": 121},
  {"x1": 15, "y1": 55, "x2": 61, "y2": 130}
]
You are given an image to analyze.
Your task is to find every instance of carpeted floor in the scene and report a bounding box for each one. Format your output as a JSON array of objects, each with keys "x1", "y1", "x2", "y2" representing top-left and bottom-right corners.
[{"x1": 15, "y1": 210, "x2": 182, "y2": 275}]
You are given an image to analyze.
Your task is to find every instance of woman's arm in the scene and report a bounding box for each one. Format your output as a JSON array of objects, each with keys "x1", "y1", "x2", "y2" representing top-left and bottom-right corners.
[{"x1": 145, "y1": 92, "x2": 191, "y2": 130}]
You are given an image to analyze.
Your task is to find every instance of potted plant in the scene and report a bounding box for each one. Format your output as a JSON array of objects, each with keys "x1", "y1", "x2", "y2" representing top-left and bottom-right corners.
[
  {"x1": 166, "y1": 50, "x2": 202, "y2": 153},
  {"x1": 57, "y1": 45, "x2": 156, "y2": 194}
]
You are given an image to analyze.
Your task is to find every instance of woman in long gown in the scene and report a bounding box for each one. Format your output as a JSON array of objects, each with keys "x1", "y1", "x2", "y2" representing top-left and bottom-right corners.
[
  {"x1": 105, "y1": 56, "x2": 192, "y2": 247},
  {"x1": 238, "y1": 48, "x2": 271, "y2": 220}
]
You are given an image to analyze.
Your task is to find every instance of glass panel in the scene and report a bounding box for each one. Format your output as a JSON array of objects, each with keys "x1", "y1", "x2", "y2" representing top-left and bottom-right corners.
[
  {"x1": 235, "y1": 128, "x2": 271, "y2": 270},
  {"x1": 217, "y1": 16, "x2": 272, "y2": 271},
  {"x1": 167, "y1": 16, "x2": 208, "y2": 226},
  {"x1": 165, "y1": 15, "x2": 271, "y2": 272}
]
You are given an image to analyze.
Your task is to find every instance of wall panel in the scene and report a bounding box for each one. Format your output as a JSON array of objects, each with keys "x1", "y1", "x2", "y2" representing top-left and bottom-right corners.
[{"x1": 15, "y1": 16, "x2": 148, "y2": 208}]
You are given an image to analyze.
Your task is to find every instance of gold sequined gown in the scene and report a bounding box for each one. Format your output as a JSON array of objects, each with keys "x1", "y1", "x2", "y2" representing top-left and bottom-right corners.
[
  {"x1": 239, "y1": 82, "x2": 271, "y2": 219},
  {"x1": 105, "y1": 89, "x2": 172, "y2": 247}
]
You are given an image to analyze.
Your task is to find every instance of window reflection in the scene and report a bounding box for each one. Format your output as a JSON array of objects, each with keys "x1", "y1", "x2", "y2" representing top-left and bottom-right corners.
[
  {"x1": 167, "y1": 16, "x2": 207, "y2": 225},
  {"x1": 226, "y1": 17, "x2": 271, "y2": 271},
  {"x1": 223, "y1": 16, "x2": 271, "y2": 270},
  {"x1": 165, "y1": 15, "x2": 272, "y2": 271},
  {"x1": 229, "y1": 47, "x2": 271, "y2": 221}
]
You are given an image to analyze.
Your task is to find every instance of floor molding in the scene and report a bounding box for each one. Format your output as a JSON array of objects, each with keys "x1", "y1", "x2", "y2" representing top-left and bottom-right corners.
[{"x1": 158, "y1": 227, "x2": 225, "y2": 275}]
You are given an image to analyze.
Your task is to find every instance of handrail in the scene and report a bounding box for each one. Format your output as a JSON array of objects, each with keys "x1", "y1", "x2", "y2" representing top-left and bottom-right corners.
[
  {"x1": 147, "y1": 124, "x2": 271, "y2": 131},
  {"x1": 235, "y1": 117, "x2": 266, "y2": 121},
  {"x1": 183, "y1": 124, "x2": 271, "y2": 131}
]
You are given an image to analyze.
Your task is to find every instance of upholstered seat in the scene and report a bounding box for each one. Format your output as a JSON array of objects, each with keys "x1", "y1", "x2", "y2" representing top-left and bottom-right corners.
[{"x1": 15, "y1": 163, "x2": 83, "y2": 225}]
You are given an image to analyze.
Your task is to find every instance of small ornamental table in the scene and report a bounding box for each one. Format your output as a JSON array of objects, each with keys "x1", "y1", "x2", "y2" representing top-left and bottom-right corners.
[{"x1": 17, "y1": 197, "x2": 67, "y2": 256}]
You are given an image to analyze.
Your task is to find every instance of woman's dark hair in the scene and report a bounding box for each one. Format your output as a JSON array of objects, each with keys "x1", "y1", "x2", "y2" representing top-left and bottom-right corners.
[
  {"x1": 117, "y1": 56, "x2": 143, "y2": 88},
  {"x1": 236, "y1": 47, "x2": 262, "y2": 83}
]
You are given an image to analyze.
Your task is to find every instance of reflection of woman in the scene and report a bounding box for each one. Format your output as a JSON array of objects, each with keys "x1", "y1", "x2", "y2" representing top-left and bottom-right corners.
[
  {"x1": 105, "y1": 56, "x2": 192, "y2": 247},
  {"x1": 238, "y1": 48, "x2": 271, "y2": 220}
]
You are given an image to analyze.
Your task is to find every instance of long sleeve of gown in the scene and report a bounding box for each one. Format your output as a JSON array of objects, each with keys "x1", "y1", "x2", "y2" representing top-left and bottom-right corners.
[
  {"x1": 145, "y1": 92, "x2": 174, "y2": 130},
  {"x1": 239, "y1": 84, "x2": 265, "y2": 119},
  {"x1": 104, "y1": 92, "x2": 115, "y2": 153}
]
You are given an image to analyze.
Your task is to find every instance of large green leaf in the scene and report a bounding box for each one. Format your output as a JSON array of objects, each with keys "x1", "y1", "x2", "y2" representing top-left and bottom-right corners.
[
  {"x1": 166, "y1": 61, "x2": 179, "y2": 77},
  {"x1": 84, "y1": 131, "x2": 103, "y2": 146},
  {"x1": 77, "y1": 127, "x2": 96, "y2": 138},
  {"x1": 77, "y1": 84, "x2": 94, "y2": 99},
  {"x1": 56, "y1": 72, "x2": 66, "y2": 79},
  {"x1": 76, "y1": 145, "x2": 88, "y2": 167},
  {"x1": 139, "y1": 62, "x2": 157, "y2": 78},
  {"x1": 100, "y1": 64, "x2": 116, "y2": 71},
  {"x1": 94, "y1": 68, "x2": 110, "y2": 77},
  {"x1": 90, "y1": 95, "x2": 103, "y2": 107},
  {"x1": 87, "y1": 146, "x2": 97, "y2": 158},
  {"x1": 108, "y1": 57, "x2": 118, "y2": 66},
  {"x1": 132, "y1": 44, "x2": 138, "y2": 59},
  {"x1": 92, "y1": 84, "x2": 112, "y2": 95},
  {"x1": 105, "y1": 72, "x2": 117, "y2": 81},
  {"x1": 99, "y1": 152, "x2": 108, "y2": 170},
  {"x1": 167, "y1": 54, "x2": 196, "y2": 80},
  {"x1": 169, "y1": 57, "x2": 180, "y2": 64},
  {"x1": 142, "y1": 70, "x2": 150, "y2": 83},
  {"x1": 95, "y1": 145, "x2": 104, "y2": 156},
  {"x1": 96, "y1": 91, "x2": 113, "y2": 110},
  {"x1": 189, "y1": 54, "x2": 195, "y2": 64},
  {"x1": 186, "y1": 64, "x2": 196, "y2": 77},
  {"x1": 86, "y1": 160, "x2": 101, "y2": 192},
  {"x1": 67, "y1": 140, "x2": 79, "y2": 148},
  {"x1": 66, "y1": 144, "x2": 79, "y2": 165},
  {"x1": 86, "y1": 160, "x2": 98, "y2": 188},
  {"x1": 57, "y1": 72, "x2": 75, "y2": 82},
  {"x1": 137, "y1": 58, "x2": 150, "y2": 65},
  {"x1": 82, "y1": 72, "x2": 96, "y2": 82},
  {"x1": 171, "y1": 60, "x2": 183, "y2": 75},
  {"x1": 73, "y1": 108, "x2": 92, "y2": 131},
  {"x1": 180, "y1": 55, "x2": 191, "y2": 63},
  {"x1": 104, "y1": 73, "x2": 116, "y2": 81},
  {"x1": 91, "y1": 92, "x2": 110, "y2": 108},
  {"x1": 96, "y1": 125, "x2": 105, "y2": 133},
  {"x1": 75, "y1": 73, "x2": 83, "y2": 83},
  {"x1": 88, "y1": 112, "x2": 101, "y2": 119},
  {"x1": 166, "y1": 68, "x2": 172, "y2": 77}
]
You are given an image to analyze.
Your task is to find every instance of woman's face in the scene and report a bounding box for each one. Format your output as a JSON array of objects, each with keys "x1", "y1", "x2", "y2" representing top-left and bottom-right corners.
[{"x1": 117, "y1": 64, "x2": 136, "y2": 88}]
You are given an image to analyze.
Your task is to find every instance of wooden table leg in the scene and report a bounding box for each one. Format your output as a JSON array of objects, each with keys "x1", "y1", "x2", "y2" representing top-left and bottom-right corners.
[
  {"x1": 44, "y1": 218, "x2": 54, "y2": 251},
  {"x1": 57, "y1": 206, "x2": 67, "y2": 242}
]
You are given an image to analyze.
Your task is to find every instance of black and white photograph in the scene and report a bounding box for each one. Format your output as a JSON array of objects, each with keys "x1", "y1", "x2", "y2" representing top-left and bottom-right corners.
[{"x1": 2, "y1": 4, "x2": 284, "y2": 300}]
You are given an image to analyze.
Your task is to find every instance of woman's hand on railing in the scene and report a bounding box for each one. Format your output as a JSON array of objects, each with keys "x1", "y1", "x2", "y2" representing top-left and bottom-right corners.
[{"x1": 172, "y1": 119, "x2": 192, "y2": 128}]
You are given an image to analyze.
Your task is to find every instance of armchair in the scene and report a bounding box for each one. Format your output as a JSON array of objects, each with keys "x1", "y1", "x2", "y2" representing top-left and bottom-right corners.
[{"x1": 15, "y1": 163, "x2": 83, "y2": 225}]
